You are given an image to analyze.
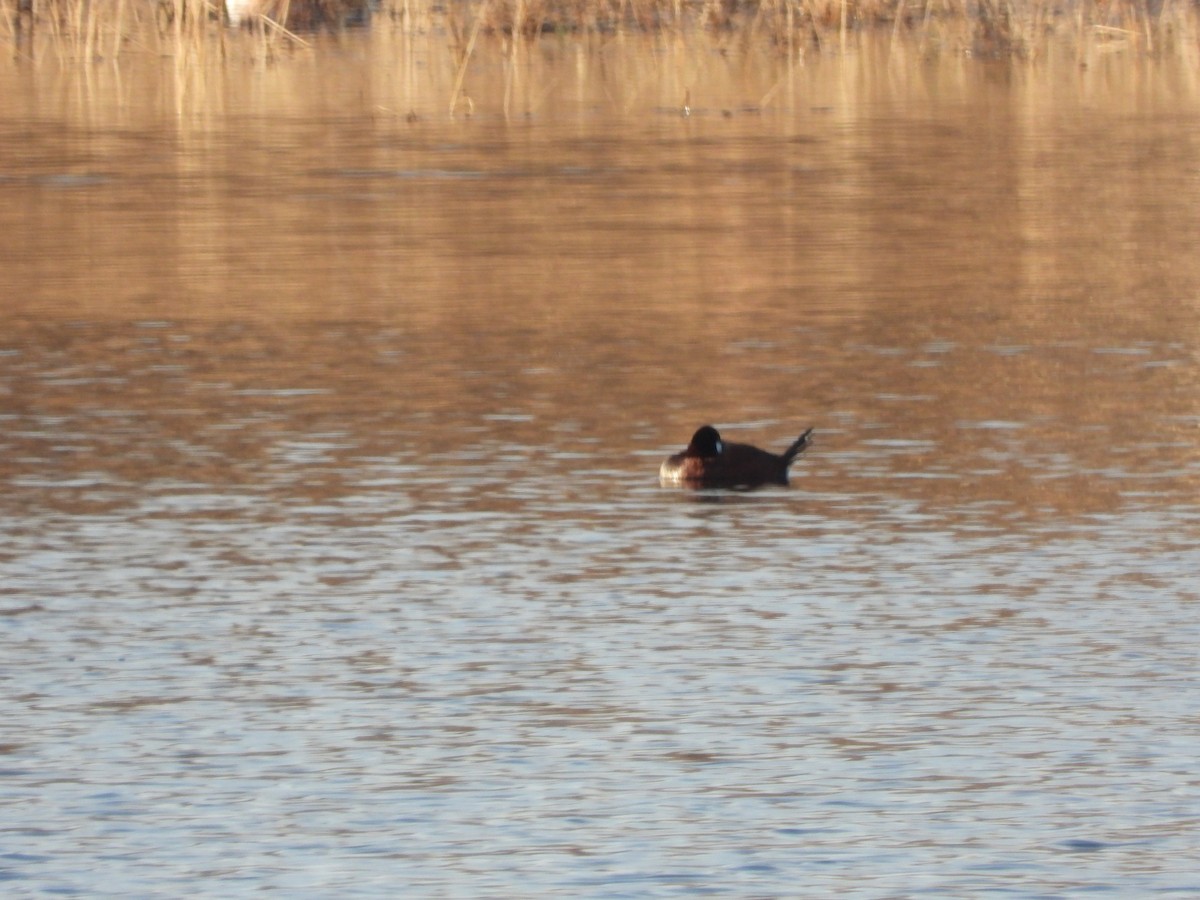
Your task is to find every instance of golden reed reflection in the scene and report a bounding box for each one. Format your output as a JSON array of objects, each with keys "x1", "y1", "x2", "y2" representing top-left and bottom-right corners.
[
  {"x1": 4, "y1": 35, "x2": 1199, "y2": 336},
  {"x1": 2, "y1": 29, "x2": 1199, "y2": 527},
  {"x1": 3, "y1": 19, "x2": 1200, "y2": 121}
]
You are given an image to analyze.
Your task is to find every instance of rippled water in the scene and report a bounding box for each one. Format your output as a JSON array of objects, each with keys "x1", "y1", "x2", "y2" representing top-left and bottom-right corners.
[
  {"x1": 4, "y1": 317, "x2": 1199, "y2": 896},
  {"x1": 4, "y1": 34, "x2": 1200, "y2": 897}
]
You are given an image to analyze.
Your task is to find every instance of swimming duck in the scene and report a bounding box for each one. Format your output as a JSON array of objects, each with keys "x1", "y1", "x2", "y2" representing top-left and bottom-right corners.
[{"x1": 660, "y1": 424, "x2": 814, "y2": 487}]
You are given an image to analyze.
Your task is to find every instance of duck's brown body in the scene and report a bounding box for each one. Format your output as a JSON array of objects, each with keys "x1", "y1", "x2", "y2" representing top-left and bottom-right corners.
[{"x1": 660, "y1": 425, "x2": 814, "y2": 488}]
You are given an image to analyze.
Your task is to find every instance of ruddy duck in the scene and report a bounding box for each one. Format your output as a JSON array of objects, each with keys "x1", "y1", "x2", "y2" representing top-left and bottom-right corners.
[{"x1": 660, "y1": 424, "x2": 814, "y2": 487}]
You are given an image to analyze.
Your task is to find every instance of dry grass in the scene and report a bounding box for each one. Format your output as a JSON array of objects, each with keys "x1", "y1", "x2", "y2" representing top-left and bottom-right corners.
[
  {"x1": 3, "y1": 0, "x2": 1199, "y2": 64},
  {"x1": 450, "y1": 0, "x2": 1200, "y2": 62}
]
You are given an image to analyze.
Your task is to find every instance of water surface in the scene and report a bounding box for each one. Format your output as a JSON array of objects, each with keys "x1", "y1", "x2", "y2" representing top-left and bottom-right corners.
[{"x1": 3, "y1": 34, "x2": 1200, "y2": 896}]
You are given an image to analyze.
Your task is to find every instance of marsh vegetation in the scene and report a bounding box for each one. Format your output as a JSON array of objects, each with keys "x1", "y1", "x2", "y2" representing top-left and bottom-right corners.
[{"x1": 5, "y1": 0, "x2": 1199, "y2": 63}]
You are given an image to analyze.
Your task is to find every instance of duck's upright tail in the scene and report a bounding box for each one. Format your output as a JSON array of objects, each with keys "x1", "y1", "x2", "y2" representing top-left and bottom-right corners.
[{"x1": 783, "y1": 428, "x2": 815, "y2": 467}]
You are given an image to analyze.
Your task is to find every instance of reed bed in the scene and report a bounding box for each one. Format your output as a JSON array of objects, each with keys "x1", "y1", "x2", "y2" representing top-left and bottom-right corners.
[{"x1": 3, "y1": 0, "x2": 1199, "y2": 65}]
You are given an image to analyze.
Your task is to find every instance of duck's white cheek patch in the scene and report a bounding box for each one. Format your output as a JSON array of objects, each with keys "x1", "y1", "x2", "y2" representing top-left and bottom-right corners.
[{"x1": 715, "y1": 440, "x2": 723, "y2": 455}]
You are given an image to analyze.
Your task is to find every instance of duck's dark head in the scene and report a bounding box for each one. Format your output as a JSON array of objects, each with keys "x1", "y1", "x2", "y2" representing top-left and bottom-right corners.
[{"x1": 687, "y1": 425, "x2": 723, "y2": 457}]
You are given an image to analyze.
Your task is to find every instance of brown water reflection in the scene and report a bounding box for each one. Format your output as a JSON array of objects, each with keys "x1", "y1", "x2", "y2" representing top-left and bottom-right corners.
[
  {"x1": 5, "y1": 63, "x2": 1200, "y2": 519},
  {"x1": 2, "y1": 302, "x2": 1197, "y2": 526}
]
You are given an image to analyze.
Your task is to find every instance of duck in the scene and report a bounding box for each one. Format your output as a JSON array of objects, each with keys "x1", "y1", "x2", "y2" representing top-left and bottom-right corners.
[{"x1": 660, "y1": 424, "x2": 814, "y2": 488}]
